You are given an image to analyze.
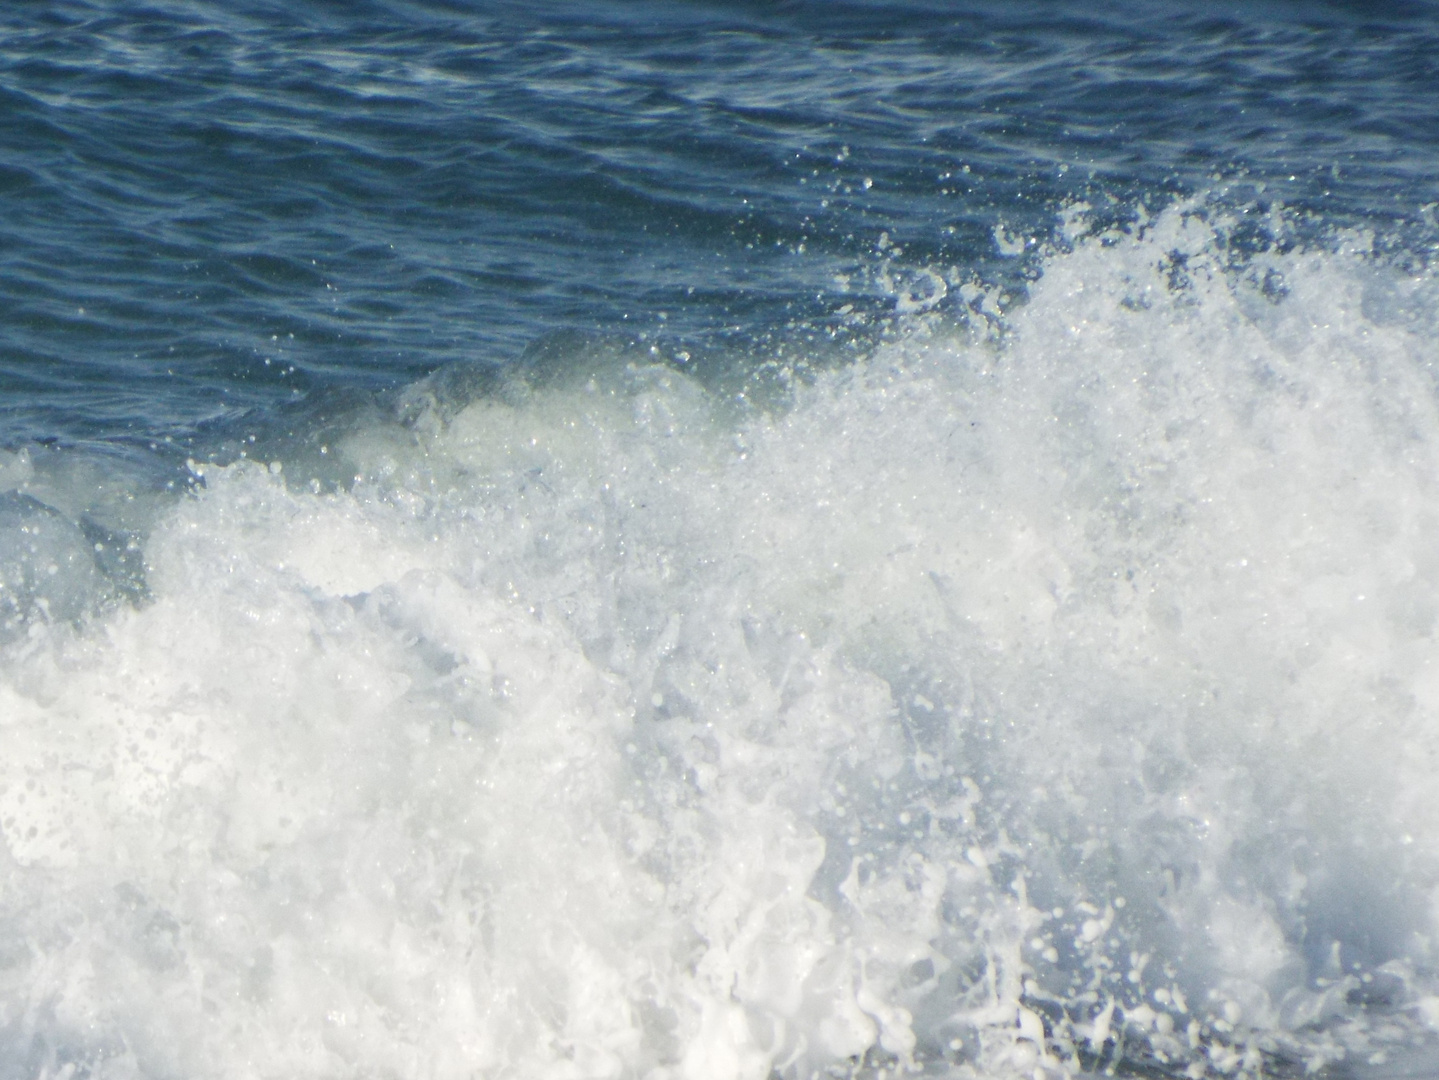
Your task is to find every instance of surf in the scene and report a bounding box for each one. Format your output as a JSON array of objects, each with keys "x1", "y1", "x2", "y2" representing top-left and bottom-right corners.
[{"x1": 3, "y1": 205, "x2": 1439, "y2": 1079}]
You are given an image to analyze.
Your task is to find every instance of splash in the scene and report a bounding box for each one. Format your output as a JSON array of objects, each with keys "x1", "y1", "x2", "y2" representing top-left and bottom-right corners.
[{"x1": 2, "y1": 207, "x2": 1439, "y2": 1079}]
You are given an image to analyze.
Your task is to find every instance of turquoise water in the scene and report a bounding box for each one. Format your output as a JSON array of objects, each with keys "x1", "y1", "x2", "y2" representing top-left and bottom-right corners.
[{"x1": 2, "y1": 2, "x2": 1439, "y2": 1077}]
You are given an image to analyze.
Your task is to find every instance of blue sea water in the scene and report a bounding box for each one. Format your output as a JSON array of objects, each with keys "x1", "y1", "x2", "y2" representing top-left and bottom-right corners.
[{"x1": 2, "y1": 1, "x2": 1439, "y2": 1077}]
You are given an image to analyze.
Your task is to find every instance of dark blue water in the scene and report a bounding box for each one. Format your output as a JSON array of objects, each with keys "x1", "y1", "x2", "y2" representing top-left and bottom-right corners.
[
  {"x1": 3, "y1": 3, "x2": 1439, "y2": 1078},
  {"x1": 3, "y1": 0, "x2": 1435, "y2": 448}
]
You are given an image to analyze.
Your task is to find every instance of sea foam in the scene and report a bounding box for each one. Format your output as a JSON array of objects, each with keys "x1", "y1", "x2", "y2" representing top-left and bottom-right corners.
[{"x1": 2, "y1": 207, "x2": 1439, "y2": 1079}]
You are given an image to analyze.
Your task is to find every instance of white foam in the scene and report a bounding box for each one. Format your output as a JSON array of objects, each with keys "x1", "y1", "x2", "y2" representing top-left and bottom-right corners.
[{"x1": 2, "y1": 207, "x2": 1439, "y2": 1077}]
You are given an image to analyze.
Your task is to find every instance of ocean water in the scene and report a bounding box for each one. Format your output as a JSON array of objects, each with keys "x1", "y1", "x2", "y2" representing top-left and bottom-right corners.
[{"x1": 2, "y1": 1, "x2": 1439, "y2": 1078}]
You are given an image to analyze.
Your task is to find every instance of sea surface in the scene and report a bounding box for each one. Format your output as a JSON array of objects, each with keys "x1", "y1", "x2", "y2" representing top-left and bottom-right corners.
[{"x1": 2, "y1": 1, "x2": 1439, "y2": 1077}]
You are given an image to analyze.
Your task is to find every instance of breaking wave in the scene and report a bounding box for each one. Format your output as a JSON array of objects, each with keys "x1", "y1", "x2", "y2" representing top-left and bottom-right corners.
[{"x1": 3, "y1": 206, "x2": 1439, "y2": 1079}]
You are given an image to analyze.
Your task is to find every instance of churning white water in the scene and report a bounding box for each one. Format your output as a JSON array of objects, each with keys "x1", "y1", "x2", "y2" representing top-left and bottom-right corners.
[{"x1": 3, "y1": 208, "x2": 1439, "y2": 1079}]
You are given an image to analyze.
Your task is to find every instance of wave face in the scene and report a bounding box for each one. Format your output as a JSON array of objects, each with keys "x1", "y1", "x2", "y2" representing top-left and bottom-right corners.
[
  {"x1": 4, "y1": 1, "x2": 1439, "y2": 1078},
  {"x1": 4, "y1": 209, "x2": 1439, "y2": 1078}
]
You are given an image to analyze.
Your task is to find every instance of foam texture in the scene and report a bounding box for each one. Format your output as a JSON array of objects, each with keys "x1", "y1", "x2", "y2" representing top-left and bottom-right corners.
[{"x1": 3, "y1": 208, "x2": 1439, "y2": 1079}]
